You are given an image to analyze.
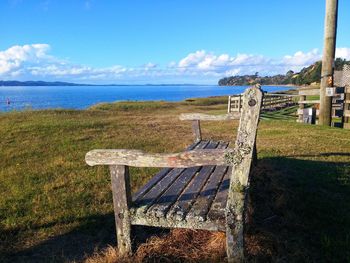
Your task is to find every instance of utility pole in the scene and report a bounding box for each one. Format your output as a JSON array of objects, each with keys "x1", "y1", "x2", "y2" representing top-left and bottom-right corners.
[{"x1": 319, "y1": 0, "x2": 338, "y2": 126}]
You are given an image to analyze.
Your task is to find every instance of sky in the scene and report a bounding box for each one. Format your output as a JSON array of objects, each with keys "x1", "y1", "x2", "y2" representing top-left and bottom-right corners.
[{"x1": 0, "y1": 0, "x2": 350, "y2": 84}]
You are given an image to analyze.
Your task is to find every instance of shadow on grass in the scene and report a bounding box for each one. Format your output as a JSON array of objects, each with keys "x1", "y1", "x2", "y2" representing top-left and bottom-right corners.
[
  {"x1": 247, "y1": 157, "x2": 350, "y2": 262},
  {"x1": 2, "y1": 157, "x2": 350, "y2": 262},
  {"x1": 260, "y1": 105, "x2": 298, "y2": 121},
  {"x1": 1, "y1": 214, "x2": 168, "y2": 263},
  {"x1": 1, "y1": 214, "x2": 116, "y2": 263},
  {"x1": 289, "y1": 152, "x2": 350, "y2": 158}
]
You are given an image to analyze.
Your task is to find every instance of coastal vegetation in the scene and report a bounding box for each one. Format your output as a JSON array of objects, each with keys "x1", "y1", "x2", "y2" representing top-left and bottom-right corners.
[
  {"x1": 218, "y1": 58, "x2": 350, "y2": 86},
  {"x1": 0, "y1": 98, "x2": 349, "y2": 262}
]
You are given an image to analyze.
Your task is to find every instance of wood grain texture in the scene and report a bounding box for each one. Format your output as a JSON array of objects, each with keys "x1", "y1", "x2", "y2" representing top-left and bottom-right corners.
[
  {"x1": 130, "y1": 213, "x2": 225, "y2": 231},
  {"x1": 169, "y1": 165, "x2": 215, "y2": 221},
  {"x1": 192, "y1": 120, "x2": 202, "y2": 142},
  {"x1": 86, "y1": 148, "x2": 234, "y2": 168},
  {"x1": 132, "y1": 141, "x2": 209, "y2": 215},
  {"x1": 132, "y1": 141, "x2": 200, "y2": 202},
  {"x1": 207, "y1": 167, "x2": 232, "y2": 222},
  {"x1": 298, "y1": 100, "x2": 320, "y2": 104},
  {"x1": 298, "y1": 88, "x2": 320, "y2": 96},
  {"x1": 145, "y1": 141, "x2": 213, "y2": 218},
  {"x1": 110, "y1": 165, "x2": 132, "y2": 256},
  {"x1": 298, "y1": 95, "x2": 307, "y2": 122},
  {"x1": 166, "y1": 141, "x2": 225, "y2": 221},
  {"x1": 129, "y1": 140, "x2": 229, "y2": 231},
  {"x1": 186, "y1": 165, "x2": 228, "y2": 223},
  {"x1": 228, "y1": 85, "x2": 263, "y2": 186},
  {"x1": 179, "y1": 113, "x2": 240, "y2": 121},
  {"x1": 227, "y1": 96, "x2": 232, "y2": 113},
  {"x1": 225, "y1": 84, "x2": 263, "y2": 262},
  {"x1": 147, "y1": 165, "x2": 201, "y2": 218}
]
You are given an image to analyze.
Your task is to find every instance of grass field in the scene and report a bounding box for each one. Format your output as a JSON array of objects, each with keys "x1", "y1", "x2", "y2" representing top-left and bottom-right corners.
[{"x1": 0, "y1": 97, "x2": 350, "y2": 262}]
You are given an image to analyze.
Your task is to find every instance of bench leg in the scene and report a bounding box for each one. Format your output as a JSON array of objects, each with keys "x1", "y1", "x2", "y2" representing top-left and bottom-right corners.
[
  {"x1": 110, "y1": 165, "x2": 132, "y2": 256},
  {"x1": 192, "y1": 120, "x2": 202, "y2": 142},
  {"x1": 226, "y1": 193, "x2": 244, "y2": 263}
]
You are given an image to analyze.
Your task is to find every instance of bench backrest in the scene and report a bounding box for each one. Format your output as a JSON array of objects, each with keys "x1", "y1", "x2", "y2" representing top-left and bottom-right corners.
[
  {"x1": 225, "y1": 85, "x2": 263, "y2": 259},
  {"x1": 180, "y1": 85, "x2": 263, "y2": 187},
  {"x1": 230, "y1": 85, "x2": 263, "y2": 187}
]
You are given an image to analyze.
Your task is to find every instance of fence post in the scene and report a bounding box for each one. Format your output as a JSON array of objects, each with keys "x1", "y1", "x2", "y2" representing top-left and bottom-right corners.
[
  {"x1": 228, "y1": 96, "x2": 232, "y2": 113},
  {"x1": 298, "y1": 94, "x2": 306, "y2": 122},
  {"x1": 344, "y1": 86, "x2": 350, "y2": 129},
  {"x1": 238, "y1": 94, "x2": 242, "y2": 112}
]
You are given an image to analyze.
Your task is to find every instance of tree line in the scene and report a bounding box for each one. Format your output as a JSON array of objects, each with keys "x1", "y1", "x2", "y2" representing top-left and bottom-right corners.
[{"x1": 218, "y1": 58, "x2": 349, "y2": 86}]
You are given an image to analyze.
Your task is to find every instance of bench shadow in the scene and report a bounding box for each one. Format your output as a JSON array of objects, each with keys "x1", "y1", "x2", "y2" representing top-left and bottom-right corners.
[
  {"x1": 4, "y1": 157, "x2": 350, "y2": 262},
  {"x1": 2, "y1": 214, "x2": 116, "y2": 263},
  {"x1": 2, "y1": 214, "x2": 168, "y2": 263},
  {"x1": 289, "y1": 152, "x2": 350, "y2": 158},
  {"x1": 247, "y1": 157, "x2": 350, "y2": 262}
]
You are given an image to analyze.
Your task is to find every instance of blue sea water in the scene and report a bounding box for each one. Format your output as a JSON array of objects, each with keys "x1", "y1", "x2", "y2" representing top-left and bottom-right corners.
[{"x1": 0, "y1": 85, "x2": 295, "y2": 112}]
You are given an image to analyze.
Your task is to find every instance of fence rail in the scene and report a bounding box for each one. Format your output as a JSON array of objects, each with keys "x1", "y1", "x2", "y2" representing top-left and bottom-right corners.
[{"x1": 228, "y1": 93, "x2": 297, "y2": 113}]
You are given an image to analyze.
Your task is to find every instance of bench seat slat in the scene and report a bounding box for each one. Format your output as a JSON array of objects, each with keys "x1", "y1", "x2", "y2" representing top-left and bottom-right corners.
[
  {"x1": 167, "y1": 165, "x2": 215, "y2": 221},
  {"x1": 167, "y1": 141, "x2": 229, "y2": 221},
  {"x1": 132, "y1": 141, "x2": 209, "y2": 213},
  {"x1": 130, "y1": 140, "x2": 231, "y2": 228},
  {"x1": 147, "y1": 141, "x2": 219, "y2": 218},
  {"x1": 147, "y1": 166, "x2": 201, "y2": 218},
  {"x1": 207, "y1": 166, "x2": 232, "y2": 222},
  {"x1": 132, "y1": 141, "x2": 201, "y2": 202},
  {"x1": 185, "y1": 165, "x2": 228, "y2": 223}
]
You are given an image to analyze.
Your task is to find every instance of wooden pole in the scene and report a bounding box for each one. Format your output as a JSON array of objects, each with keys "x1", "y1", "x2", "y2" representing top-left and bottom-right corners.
[{"x1": 319, "y1": 0, "x2": 338, "y2": 126}]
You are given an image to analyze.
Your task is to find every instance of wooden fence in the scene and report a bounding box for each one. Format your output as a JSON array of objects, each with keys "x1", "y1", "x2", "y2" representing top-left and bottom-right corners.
[
  {"x1": 228, "y1": 93, "x2": 297, "y2": 113},
  {"x1": 343, "y1": 65, "x2": 350, "y2": 129},
  {"x1": 297, "y1": 64, "x2": 350, "y2": 128}
]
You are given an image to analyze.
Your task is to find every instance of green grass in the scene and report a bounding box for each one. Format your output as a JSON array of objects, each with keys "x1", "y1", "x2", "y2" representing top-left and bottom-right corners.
[
  {"x1": 0, "y1": 99, "x2": 350, "y2": 262},
  {"x1": 261, "y1": 105, "x2": 299, "y2": 121},
  {"x1": 181, "y1": 96, "x2": 228, "y2": 106},
  {"x1": 89, "y1": 100, "x2": 175, "y2": 111}
]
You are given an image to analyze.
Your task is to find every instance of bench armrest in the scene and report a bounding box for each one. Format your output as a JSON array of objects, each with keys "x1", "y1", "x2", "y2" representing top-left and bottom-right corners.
[
  {"x1": 179, "y1": 113, "x2": 240, "y2": 121},
  {"x1": 85, "y1": 148, "x2": 234, "y2": 168},
  {"x1": 179, "y1": 113, "x2": 241, "y2": 142}
]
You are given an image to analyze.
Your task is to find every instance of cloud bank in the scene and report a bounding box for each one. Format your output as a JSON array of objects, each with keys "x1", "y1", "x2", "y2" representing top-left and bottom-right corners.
[{"x1": 1, "y1": 44, "x2": 350, "y2": 84}]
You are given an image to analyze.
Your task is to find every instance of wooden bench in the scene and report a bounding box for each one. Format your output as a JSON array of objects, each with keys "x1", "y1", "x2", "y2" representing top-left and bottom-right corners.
[{"x1": 85, "y1": 85, "x2": 263, "y2": 262}]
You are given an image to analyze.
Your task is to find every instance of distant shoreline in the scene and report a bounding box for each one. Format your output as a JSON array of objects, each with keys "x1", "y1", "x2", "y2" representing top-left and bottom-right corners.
[
  {"x1": 0, "y1": 81, "x2": 207, "y2": 87},
  {"x1": 0, "y1": 85, "x2": 291, "y2": 112},
  {"x1": 0, "y1": 80, "x2": 309, "y2": 87}
]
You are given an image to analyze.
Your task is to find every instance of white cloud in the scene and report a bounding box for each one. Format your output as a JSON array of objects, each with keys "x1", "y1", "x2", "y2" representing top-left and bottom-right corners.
[
  {"x1": 336, "y1": 47, "x2": 350, "y2": 60},
  {"x1": 1, "y1": 44, "x2": 350, "y2": 84},
  {"x1": 0, "y1": 44, "x2": 51, "y2": 74},
  {"x1": 176, "y1": 50, "x2": 273, "y2": 76},
  {"x1": 282, "y1": 48, "x2": 321, "y2": 66},
  {"x1": 143, "y1": 62, "x2": 157, "y2": 69}
]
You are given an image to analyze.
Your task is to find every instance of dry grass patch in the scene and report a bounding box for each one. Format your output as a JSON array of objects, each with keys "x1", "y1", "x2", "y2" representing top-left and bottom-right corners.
[{"x1": 85, "y1": 229, "x2": 226, "y2": 263}]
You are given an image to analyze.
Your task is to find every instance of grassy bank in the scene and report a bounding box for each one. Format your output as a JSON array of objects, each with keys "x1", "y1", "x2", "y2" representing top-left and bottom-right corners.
[{"x1": 0, "y1": 97, "x2": 350, "y2": 262}]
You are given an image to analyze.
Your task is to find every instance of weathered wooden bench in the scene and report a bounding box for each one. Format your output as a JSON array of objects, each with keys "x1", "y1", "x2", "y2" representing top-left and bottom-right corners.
[{"x1": 85, "y1": 85, "x2": 263, "y2": 262}]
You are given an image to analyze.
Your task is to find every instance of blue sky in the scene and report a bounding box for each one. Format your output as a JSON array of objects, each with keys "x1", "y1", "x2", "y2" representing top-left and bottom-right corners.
[{"x1": 1, "y1": 0, "x2": 349, "y2": 84}]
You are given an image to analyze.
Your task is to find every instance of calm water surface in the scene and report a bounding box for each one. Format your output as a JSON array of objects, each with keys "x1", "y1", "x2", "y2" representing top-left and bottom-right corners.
[{"x1": 0, "y1": 85, "x2": 295, "y2": 112}]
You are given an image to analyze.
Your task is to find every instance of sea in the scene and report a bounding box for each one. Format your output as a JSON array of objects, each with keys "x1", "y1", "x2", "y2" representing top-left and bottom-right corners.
[{"x1": 0, "y1": 85, "x2": 295, "y2": 112}]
